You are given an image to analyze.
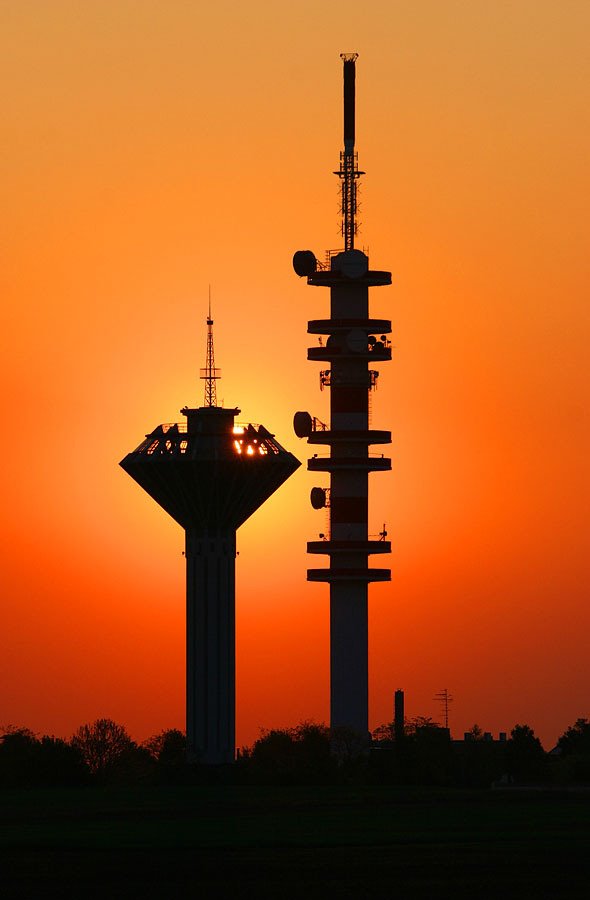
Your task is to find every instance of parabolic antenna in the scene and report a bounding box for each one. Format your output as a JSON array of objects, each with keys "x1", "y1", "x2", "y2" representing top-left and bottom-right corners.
[
  {"x1": 293, "y1": 250, "x2": 317, "y2": 277},
  {"x1": 310, "y1": 487, "x2": 328, "y2": 509},
  {"x1": 293, "y1": 410, "x2": 313, "y2": 438}
]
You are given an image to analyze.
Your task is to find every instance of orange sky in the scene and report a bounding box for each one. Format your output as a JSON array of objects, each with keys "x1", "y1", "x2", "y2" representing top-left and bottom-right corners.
[{"x1": 1, "y1": 1, "x2": 588, "y2": 749}]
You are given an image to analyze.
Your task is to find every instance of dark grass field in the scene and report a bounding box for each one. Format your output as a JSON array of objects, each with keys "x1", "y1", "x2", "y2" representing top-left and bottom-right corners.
[{"x1": 2, "y1": 785, "x2": 589, "y2": 898}]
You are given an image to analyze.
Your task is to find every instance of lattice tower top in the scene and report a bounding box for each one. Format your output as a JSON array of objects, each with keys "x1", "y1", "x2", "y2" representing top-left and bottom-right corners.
[
  {"x1": 199, "y1": 297, "x2": 221, "y2": 407},
  {"x1": 335, "y1": 52, "x2": 364, "y2": 251}
]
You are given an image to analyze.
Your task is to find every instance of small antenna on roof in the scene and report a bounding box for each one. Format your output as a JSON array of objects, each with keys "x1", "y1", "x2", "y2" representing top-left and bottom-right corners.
[
  {"x1": 434, "y1": 688, "x2": 453, "y2": 731},
  {"x1": 200, "y1": 286, "x2": 221, "y2": 407}
]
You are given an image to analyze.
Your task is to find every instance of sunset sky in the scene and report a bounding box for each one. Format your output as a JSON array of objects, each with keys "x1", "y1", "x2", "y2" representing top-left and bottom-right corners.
[{"x1": 1, "y1": 1, "x2": 588, "y2": 749}]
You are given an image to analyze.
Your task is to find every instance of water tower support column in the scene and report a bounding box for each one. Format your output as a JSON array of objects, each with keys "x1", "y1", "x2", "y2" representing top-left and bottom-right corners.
[{"x1": 185, "y1": 528, "x2": 236, "y2": 764}]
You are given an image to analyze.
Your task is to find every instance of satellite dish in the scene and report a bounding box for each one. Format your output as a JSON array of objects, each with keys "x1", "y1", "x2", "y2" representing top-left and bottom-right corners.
[
  {"x1": 293, "y1": 250, "x2": 317, "y2": 277},
  {"x1": 293, "y1": 411, "x2": 313, "y2": 438},
  {"x1": 346, "y1": 328, "x2": 368, "y2": 353},
  {"x1": 310, "y1": 487, "x2": 327, "y2": 509},
  {"x1": 340, "y1": 249, "x2": 368, "y2": 279}
]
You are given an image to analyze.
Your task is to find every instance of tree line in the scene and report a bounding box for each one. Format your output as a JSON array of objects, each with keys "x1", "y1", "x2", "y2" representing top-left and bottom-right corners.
[{"x1": 1, "y1": 717, "x2": 590, "y2": 788}]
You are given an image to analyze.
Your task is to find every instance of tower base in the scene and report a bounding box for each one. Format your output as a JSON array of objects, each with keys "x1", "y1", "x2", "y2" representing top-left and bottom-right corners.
[{"x1": 186, "y1": 529, "x2": 236, "y2": 765}]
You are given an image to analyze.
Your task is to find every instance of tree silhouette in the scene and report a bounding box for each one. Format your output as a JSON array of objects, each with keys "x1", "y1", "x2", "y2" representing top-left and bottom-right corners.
[
  {"x1": 144, "y1": 728, "x2": 186, "y2": 763},
  {"x1": 505, "y1": 724, "x2": 546, "y2": 783},
  {"x1": 465, "y1": 723, "x2": 484, "y2": 741},
  {"x1": 0, "y1": 727, "x2": 89, "y2": 786},
  {"x1": 71, "y1": 718, "x2": 134, "y2": 779},
  {"x1": 0, "y1": 727, "x2": 38, "y2": 787},
  {"x1": 557, "y1": 718, "x2": 590, "y2": 756},
  {"x1": 143, "y1": 728, "x2": 186, "y2": 782},
  {"x1": 248, "y1": 722, "x2": 334, "y2": 784},
  {"x1": 35, "y1": 736, "x2": 90, "y2": 785},
  {"x1": 371, "y1": 721, "x2": 395, "y2": 745},
  {"x1": 556, "y1": 718, "x2": 590, "y2": 783}
]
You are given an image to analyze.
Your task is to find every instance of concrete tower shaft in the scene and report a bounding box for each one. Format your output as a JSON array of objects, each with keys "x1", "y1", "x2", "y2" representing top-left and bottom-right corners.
[
  {"x1": 293, "y1": 54, "x2": 392, "y2": 738},
  {"x1": 121, "y1": 327, "x2": 300, "y2": 764}
]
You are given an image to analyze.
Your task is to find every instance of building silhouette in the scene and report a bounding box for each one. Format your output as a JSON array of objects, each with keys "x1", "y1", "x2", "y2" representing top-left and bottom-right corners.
[
  {"x1": 120, "y1": 309, "x2": 300, "y2": 763},
  {"x1": 293, "y1": 54, "x2": 392, "y2": 738}
]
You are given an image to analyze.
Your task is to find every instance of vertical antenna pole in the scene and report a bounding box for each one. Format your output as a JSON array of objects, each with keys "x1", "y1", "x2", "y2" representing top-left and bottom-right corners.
[
  {"x1": 434, "y1": 688, "x2": 453, "y2": 731},
  {"x1": 336, "y1": 53, "x2": 364, "y2": 251},
  {"x1": 200, "y1": 288, "x2": 220, "y2": 407}
]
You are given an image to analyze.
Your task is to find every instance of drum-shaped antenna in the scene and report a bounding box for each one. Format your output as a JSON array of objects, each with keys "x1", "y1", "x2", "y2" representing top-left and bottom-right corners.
[
  {"x1": 310, "y1": 487, "x2": 327, "y2": 509},
  {"x1": 293, "y1": 411, "x2": 313, "y2": 438},
  {"x1": 293, "y1": 250, "x2": 317, "y2": 277}
]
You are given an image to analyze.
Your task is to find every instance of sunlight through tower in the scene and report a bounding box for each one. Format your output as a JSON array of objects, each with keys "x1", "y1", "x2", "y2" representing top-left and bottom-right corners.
[
  {"x1": 292, "y1": 54, "x2": 392, "y2": 739},
  {"x1": 120, "y1": 311, "x2": 300, "y2": 764}
]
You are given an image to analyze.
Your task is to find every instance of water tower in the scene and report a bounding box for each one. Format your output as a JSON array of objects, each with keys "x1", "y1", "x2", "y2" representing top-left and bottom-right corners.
[{"x1": 120, "y1": 309, "x2": 300, "y2": 763}]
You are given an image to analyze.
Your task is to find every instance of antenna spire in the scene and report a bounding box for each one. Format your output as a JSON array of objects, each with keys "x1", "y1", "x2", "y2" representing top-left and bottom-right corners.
[
  {"x1": 335, "y1": 52, "x2": 364, "y2": 251},
  {"x1": 200, "y1": 288, "x2": 221, "y2": 407}
]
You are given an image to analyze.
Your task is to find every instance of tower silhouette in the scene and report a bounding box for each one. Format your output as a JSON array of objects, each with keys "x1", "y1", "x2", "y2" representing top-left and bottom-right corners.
[
  {"x1": 292, "y1": 54, "x2": 392, "y2": 738},
  {"x1": 120, "y1": 311, "x2": 300, "y2": 763}
]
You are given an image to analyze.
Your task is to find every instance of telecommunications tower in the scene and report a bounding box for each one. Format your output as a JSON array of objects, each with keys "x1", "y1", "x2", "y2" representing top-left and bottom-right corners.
[
  {"x1": 120, "y1": 309, "x2": 300, "y2": 764},
  {"x1": 292, "y1": 54, "x2": 392, "y2": 737}
]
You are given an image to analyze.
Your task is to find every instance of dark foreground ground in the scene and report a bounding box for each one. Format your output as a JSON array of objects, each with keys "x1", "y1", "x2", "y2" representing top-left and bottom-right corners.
[{"x1": 1, "y1": 784, "x2": 589, "y2": 898}]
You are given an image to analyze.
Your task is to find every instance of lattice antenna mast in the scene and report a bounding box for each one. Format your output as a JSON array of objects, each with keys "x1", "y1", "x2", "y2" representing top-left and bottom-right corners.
[
  {"x1": 335, "y1": 53, "x2": 364, "y2": 251},
  {"x1": 199, "y1": 292, "x2": 221, "y2": 407}
]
